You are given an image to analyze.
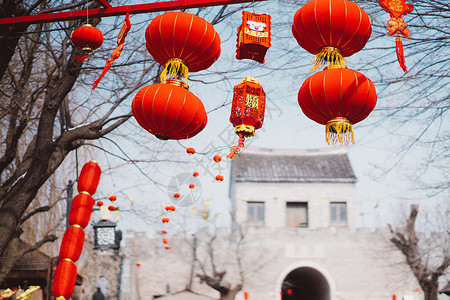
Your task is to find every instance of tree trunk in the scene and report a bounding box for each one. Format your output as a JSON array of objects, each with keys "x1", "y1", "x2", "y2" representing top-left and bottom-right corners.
[{"x1": 422, "y1": 280, "x2": 439, "y2": 300}]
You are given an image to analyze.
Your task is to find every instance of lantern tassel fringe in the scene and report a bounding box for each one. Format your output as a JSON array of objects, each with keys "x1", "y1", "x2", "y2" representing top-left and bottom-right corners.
[
  {"x1": 396, "y1": 37, "x2": 408, "y2": 73},
  {"x1": 160, "y1": 59, "x2": 189, "y2": 88},
  {"x1": 74, "y1": 54, "x2": 89, "y2": 63},
  {"x1": 326, "y1": 121, "x2": 355, "y2": 146},
  {"x1": 93, "y1": 44, "x2": 124, "y2": 90},
  {"x1": 227, "y1": 135, "x2": 245, "y2": 159},
  {"x1": 312, "y1": 48, "x2": 347, "y2": 71}
]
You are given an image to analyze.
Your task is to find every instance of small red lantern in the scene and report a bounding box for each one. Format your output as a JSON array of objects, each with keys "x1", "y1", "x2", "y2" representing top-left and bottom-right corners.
[
  {"x1": 59, "y1": 226, "x2": 85, "y2": 263},
  {"x1": 132, "y1": 83, "x2": 207, "y2": 140},
  {"x1": 109, "y1": 195, "x2": 117, "y2": 201},
  {"x1": 96, "y1": 201, "x2": 103, "y2": 206},
  {"x1": 52, "y1": 260, "x2": 77, "y2": 300},
  {"x1": 186, "y1": 147, "x2": 196, "y2": 155},
  {"x1": 77, "y1": 161, "x2": 101, "y2": 195},
  {"x1": 287, "y1": 289, "x2": 292, "y2": 295},
  {"x1": 298, "y1": 67, "x2": 377, "y2": 145},
  {"x1": 69, "y1": 193, "x2": 94, "y2": 229},
  {"x1": 145, "y1": 12, "x2": 221, "y2": 87},
  {"x1": 162, "y1": 230, "x2": 167, "y2": 234},
  {"x1": 108, "y1": 205, "x2": 116, "y2": 211},
  {"x1": 227, "y1": 77, "x2": 266, "y2": 159},
  {"x1": 173, "y1": 193, "x2": 181, "y2": 198},
  {"x1": 292, "y1": 0, "x2": 371, "y2": 69},
  {"x1": 193, "y1": 172, "x2": 199, "y2": 177},
  {"x1": 189, "y1": 184, "x2": 195, "y2": 189},
  {"x1": 163, "y1": 238, "x2": 168, "y2": 244},
  {"x1": 213, "y1": 155, "x2": 222, "y2": 163},
  {"x1": 215, "y1": 175, "x2": 224, "y2": 182},
  {"x1": 136, "y1": 263, "x2": 141, "y2": 267},
  {"x1": 162, "y1": 217, "x2": 170, "y2": 223},
  {"x1": 165, "y1": 246, "x2": 170, "y2": 250},
  {"x1": 165, "y1": 205, "x2": 176, "y2": 212},
  {"x1": 236, "y1": 11, "x2": 271, "y2": 63},
  {"x1": 72, "y1": 24, "x2": 103, "y2": 53}
]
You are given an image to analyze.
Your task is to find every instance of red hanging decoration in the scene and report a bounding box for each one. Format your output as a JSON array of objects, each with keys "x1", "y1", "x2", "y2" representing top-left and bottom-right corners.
[
  {"x1": 52, "y1": 260, "x2": 77, "y2": 300},
  {"x1": 109, "y1": 195, "x2": 117, "y2": 201},
  {"x1": 227, "y1": 77, "x2": 266, "y2": 159},
  {"x1": 236, "y1": 11, "x2": 271, "y2": 63},
  {"x1": 145, "y1": 11, "x2": 221, "y2": 88},
  {"x1": 163, "y1": 238, "x2": 168, "y2": 244},
  {"x1": 165, "y1": 246, "x2": 170, "y2": 250},
  {"x1": 72, "y1": 24, "x2": 103, "y2": 63},
  {"x1": 162, "y1": 217, "x2": 170, "y2": 223},
  {"x1": 92, "y1": 13, "x2": 132, "y2": 89},
  {"x1": 162, "y1": 230, "x2": 167, "y2": 234},
  {"x1": 77, "y1": 161, "x2": 101, "y2": 195},
  {"x1": 379, "y1": 0, "x2": 414, "y2": 73},
  {"x1": 213, "y1": 155, "x2": 222, "y2": 163},
  {"x1": 59, "y1": 226, "x2": 85, "y2": 263},
  {"x1": 173, "y1": 193, "x2": 181, "y2": 198},
  {"x1": 96, "y1": 201, "x2": 104, "y2": 206},
  {"x1": 186, "y1": 147, "x2": 196, "y2": 155},
  {"x1": 215, "y1": 175, "x2": 224, "y2": 182},
  {"x1": 292, "y1": 0, "x2": 372, "y2": 70},
  {"x1": 193, "y1": 172, "x2": 199, "y2": 177},
  {"x1": 68, "y1": 193, "x2": 94, "y2": 229},
  {"x1": 298, "y1": 67, "x2": 377, "y2": 145},
  {"x1": 132, "y1": 83, "x2": 207, "y2": 140}
]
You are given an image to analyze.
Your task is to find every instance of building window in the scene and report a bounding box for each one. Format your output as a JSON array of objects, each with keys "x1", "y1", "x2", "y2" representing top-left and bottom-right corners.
[
  {"x1": 286, "y1": 202, "x2": 308, "y2": 228},
  {"x1": 330, "y1": 202, "x2": 347, "y2": 225},
  {"x1": 247, "y1": 201, "x2": 264, "y2": 226}
]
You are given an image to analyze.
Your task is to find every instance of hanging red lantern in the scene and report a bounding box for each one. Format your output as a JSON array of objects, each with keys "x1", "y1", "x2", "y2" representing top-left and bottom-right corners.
[
  {"x1": 52, "y1": 260, "x2": 77, "y2": 300},
  {"x1": 132, "y1": 83, "x2": 207, "y2": 140},
  {"x1": 227, "y1": 77, "x2": 266, "y2": 159},
  {"x1": 292, "y1": 0, "x2": 372, "y2": 70},
  {"x1": 189, "y1": 184, "x2": 195, "y2": 189},
  {"x1": 186, "y1": 147, "x2": 196, "y2": 155},
  {"x1": 298, "y1": 67, "x2": 377, "y2": 145},
  {"x1": 193, "y1": 172, "x2": 199, "y2": 177},
  {"x1": 136, "y1": 263, "x2": 141, "y2": 267},
  {"x1": 213, "y1": 155, "x2": 222, "y2": 163},
  {"x1": 165, "y1": 205, "x2": 176, "y2": 212},
  {"x1": 68, "y1": 193, "x2": 94, "y2": 229},
  {"x1": 162, "y1": 217, "x2": 170, "y2": 223},
  {"x1": 173, "y1": 193, "x2": 181, "y2": 198},
  {"x1": 59, "y1": 226, "x2": 85, "y2": 263},
  {"x1": 109, "y1": 195, "x2": 117, "y2": 201},
  {"x1": 163, "y1": 238, "x2": 168, "y2": 244},
  {"x1": 77, "y1": 161, "x2": 101, "y2": 195},
  {"x1": 236, "y1": 11, "x2": 271, "y2": 63},
  {"x1": 379, "y1": 0, "x2": 414, "y2": 73},
  {"x1": 96, "y1": 201, "x2": 103, "y2": 206},
  {"x1": 215, "y1": 175, "x2": 224, "y2": 182},
  {"x1": 165, "y1": 246, "x2": 170, "y2": 250},
  {"x1": 72, "y1": 24, "x2": 104, "y2": 63},
  {"x1": 162, "y1": 230, "x2": 167, "y2": 234},
  {"x1": 145, "y1": 11, "x2": 221, "y2": 87},
  {"x1": 108, "y1": 205, "x2": 116, "y2": 211}
]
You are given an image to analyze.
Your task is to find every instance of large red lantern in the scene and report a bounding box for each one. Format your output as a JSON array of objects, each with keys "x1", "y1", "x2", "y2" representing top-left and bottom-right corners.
[
  {"x1": 298, "y1": 67, "x2": 377, "y2": 145},
  {"x1": 52, "y1": 260, "x2": 77, "y2": 300},
  {"x1": 145, "y1": 12, "x2": 221, "y2": 87},
  {"x1": 227, "y1": 77, "x2": 266, "y2": 158},
  {"x1": 236, "y1": 11, "x2": 271, "y2": 63},
  {"x1": 292, "y1": 0, "x2": 371, "y2": 69},
  {"x1": 77, "y1": 161, "x2": 101, "y2": 195},
  {"x1": 68, "y1": 193, "x2": 94, "y2": 229},
  {"x1": 132, "y1": 83, "x2": 207, "y2": 140},
  {"x1": 59, "y1": 226, "x2": 85, "y2": 263}
]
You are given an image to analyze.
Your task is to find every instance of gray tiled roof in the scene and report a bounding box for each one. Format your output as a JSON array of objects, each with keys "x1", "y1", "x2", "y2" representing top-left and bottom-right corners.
[{"x1": 231, "y1": 147, "x2": 357, "y2": 183}]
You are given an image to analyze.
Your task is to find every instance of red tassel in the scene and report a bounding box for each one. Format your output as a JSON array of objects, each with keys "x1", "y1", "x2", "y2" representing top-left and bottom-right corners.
[
  {"x1": 227, "y1": 135, "x2": 245, "y2": 159},
  {"x1": 74, "y1": 54, "x2": 89, "y2": 63},
  {"x1": 92, "y1": 59, "x2": 113, "y2": 89},
  {"x1": 396, "y1": 37, "x2": 408, "y2": 73}
]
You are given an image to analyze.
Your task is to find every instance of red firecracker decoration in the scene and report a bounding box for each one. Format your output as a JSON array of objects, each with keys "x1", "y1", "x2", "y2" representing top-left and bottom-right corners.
[
  {"x1": 227, "y1": 77, "x2": 266, "y2": 159},
  {"x1": 162, "y1": 217, "x2": 170, "y2": 223},
  {"x1": 213, "y1": 155, "x2": 222, "y2": 163},
  {"x1": 72, "y1": 24, "x2": 103, "y2": 63},
  {"x1": 292, "y1": 0, "x2": 372, "y2": 70},
  {"x1": 165, "y1": 206, "x2": 176, "y2": 212},
  {"x1": 236, "y1": 11, "x2": 271, "y2": 63},
  {"x1": 145, "y1": 11, "x2": 221, "y2": 88},
  {"x1": 215, "y1": 175, "x2": 224, "y2": 182},
  {"x1": 186, "y1": 147, "x2": 196, "y2": 155},
  {"x1": 52, "y1": 260, "x2": 77, "y2": 300},
  {"x1": 298, "y1": 67, "x2": 377, "y2": 145},
  {"x1": 132, "y1": 83, "x2": 207, "y2": 140},
  {"x1": 193, "y1": 172, "x2": 199, "y2": 177},
  {"x1": 59, "y1": 226, "x2": 85, "y2": 263},
  {"x1": 77, "y1": 161, "x2": 101, "y2": 195},
  {"x1": 379, "y1": 0, "x2": 414, "y2": 73},
  {"x1": 68, "y1": 193, "x2": 94, "y2": 229}
]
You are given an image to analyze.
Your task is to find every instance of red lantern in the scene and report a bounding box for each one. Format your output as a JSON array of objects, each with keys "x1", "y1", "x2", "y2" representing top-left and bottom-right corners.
[
  {"x1": 77, "y1": 161, "x2": 101, "y2": 195},
  {"x1": 69, "y1": 193, "x2": 94, "y2": 229},
  {"x1": 298, "y1": 67, "x2": 377, "y2": 145},
  {"x1": 236, "y1": 11, "x2": 271, "y2": 63},
  {"x1": 287, "y1": 289, "x2": 292, "y2": 295},
  {"x1": 165, "y1": 246, "x2": 170, "y2": 250},
  {"x1": 145, "y1": 12, "x2": 221, "y2": 87},
  {"x1": 292, "y1": 0, "x2": 371, "y2": 69},
  {"x1": 173, "y1": 193, "x2": 181, "y2": 198},
  {"x1": 162, "y1": 230, "x2": 167, "y2": 234},
  {"x1": 227, "y1": 77, "x2": 266, "y2": 159},
  {"x1": 59, "y1": 226, "x2": 85, "y2": 263},
  {"x1": 193, "y1": 172, "x2": 199, "y2": 177},
  {"x1": 162, "y1": 217, "x2": 170, "y2": 223},
  {"x1": 165, "y1": 205, "x2": 175, "y2": 211},
  {"x1": 52, "y1": 260, "x2": 77, "y2": 300},
  {"x1": 109, "y1": 195, "x2": 117, "y2": 201},
  {"x1": 136, "y1": 263, "x2": 141, "y2": 267},
  {"x1": 108, "y1": 205, "x2": 116, "y2": 211},
  {"x1": 215, "y1": 175, "x2": 224, "y2": 182},
  {"x1": 189, "y1": 184, "x2": 195, "y2": 189},
  {"x1": 186, "y1": 147, "x2": 196, "y2": 155},
  {"x1": 213, "y1": 155, "x2": 222, "y2": 163},
  {"x1": 72, "y1": 24, "x2": 103, "y2": 52},
  {"x1": 163, "y1": 238, "x2": 168, "y2": 244},
  {"x1": 132, "y1": 83, "x2": 207, "y2": 140},
  {"x1": 96, "y1": 201, "x2": 103, "y2": 206}
]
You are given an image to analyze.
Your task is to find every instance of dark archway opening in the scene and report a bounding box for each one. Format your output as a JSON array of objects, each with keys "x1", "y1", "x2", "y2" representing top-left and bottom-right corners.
[{"x1": 281, "y1": 266, "x2": 330, "y2": 300}]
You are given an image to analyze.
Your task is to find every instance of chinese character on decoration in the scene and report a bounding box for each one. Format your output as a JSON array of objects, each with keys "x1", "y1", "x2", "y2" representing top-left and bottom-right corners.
[
  {"x1": 236, "y1": 11, "x2": 271, "y2": 63},
  {"x1": 227, "y1": 77, "x2": 266, "y2": 159},
  {"x1": 92, "y1": 13, "x2": 131, "y2": 89},
  {"x1": 292, "y1": 0, "x2": 371, "y2": 70},
  {"x1": 379, "y1": 0, "x2": 414, "y2": 73}
]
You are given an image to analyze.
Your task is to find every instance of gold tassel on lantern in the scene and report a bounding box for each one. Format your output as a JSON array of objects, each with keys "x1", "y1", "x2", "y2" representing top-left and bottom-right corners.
[
  {"x1": 325, "y1": 117, "x2": 355, "y2": 145},
  {"x1": 160, "y1": 58, "x2": 189, "y2": 88},
  {"x1": 312, "y1": 47, "x2": 347, "y2": 71}
]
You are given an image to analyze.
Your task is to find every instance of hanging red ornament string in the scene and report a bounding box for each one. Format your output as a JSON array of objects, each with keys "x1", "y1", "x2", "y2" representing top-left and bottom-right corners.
[
  {"x1": 92, "y1": 12, "x2": 132, "y2": 89},
  {"x1": 379, "y1": 0, "x2": 414, "y2": 73},
  {"x1": 236, "y1": 11, "x2": 271, "y2": 63}
]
